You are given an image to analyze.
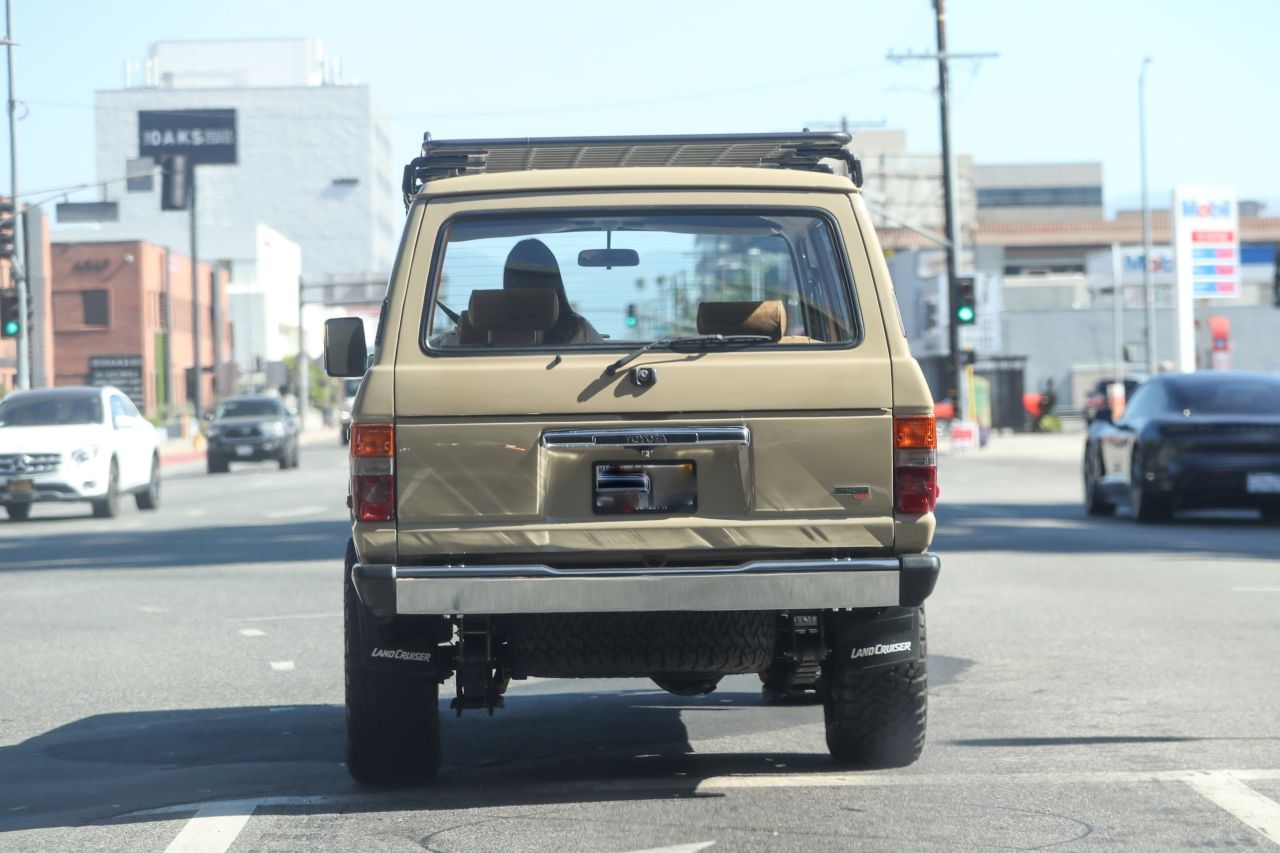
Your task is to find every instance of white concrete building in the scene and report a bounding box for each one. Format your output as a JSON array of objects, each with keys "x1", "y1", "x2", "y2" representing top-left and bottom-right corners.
[{"x1": 59, "y1": 38, "x2": 399, "y2": 371}]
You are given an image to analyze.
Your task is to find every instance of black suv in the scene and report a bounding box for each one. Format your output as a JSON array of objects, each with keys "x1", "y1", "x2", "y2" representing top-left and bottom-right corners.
[{"x1": 205, "y1": 396, "x2": 300, "y2": 473}]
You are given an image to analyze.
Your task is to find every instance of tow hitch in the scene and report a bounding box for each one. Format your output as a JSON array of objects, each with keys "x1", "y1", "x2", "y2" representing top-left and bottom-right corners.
[{"x1": 451, "y1": 617, "x2": 509, "y2": 715}]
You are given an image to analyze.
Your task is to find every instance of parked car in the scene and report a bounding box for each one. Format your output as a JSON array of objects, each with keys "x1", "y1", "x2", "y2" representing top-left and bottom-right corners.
[
  {"x1": 1083, "y1": 371, "x2": 1280, "y2": 522},
  {"x1": 1083, "y1": 376, "x2": 1144, "y2": 422},
  {"x1": 205, "y1": 395, "x2": 300, "y2": 473},
  {"x1": 0, "y1": 385, "x2": 160, "y2": 521},
  {"x1": 326, "y1": 132, "x2": 941, "y2": 784}
]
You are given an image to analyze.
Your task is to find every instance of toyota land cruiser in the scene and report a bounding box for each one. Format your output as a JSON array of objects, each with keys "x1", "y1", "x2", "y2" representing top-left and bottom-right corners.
[{"x1": 325, "y1": 132, "x2": 941, "y2": 784}]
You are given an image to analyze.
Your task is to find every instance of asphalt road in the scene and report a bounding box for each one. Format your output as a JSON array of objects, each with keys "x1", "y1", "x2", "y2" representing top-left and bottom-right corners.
[{"x1": 1, "y1": 433, "x2": 1278, "y2": 851}]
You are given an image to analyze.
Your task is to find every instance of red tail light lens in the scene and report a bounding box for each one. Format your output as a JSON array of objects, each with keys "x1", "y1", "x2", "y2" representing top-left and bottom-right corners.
[
  {"x1": 350, "y1": 424, "x2": 395, "y2": 522},
  {"x1": 894, "y1": 415, "x2": 939, "y2": 515}
]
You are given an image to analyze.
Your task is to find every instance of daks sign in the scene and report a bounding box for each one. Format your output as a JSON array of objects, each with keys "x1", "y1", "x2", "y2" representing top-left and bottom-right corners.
[{"x1": 138, "y1": 109, "x2": 237, "y2": 165}]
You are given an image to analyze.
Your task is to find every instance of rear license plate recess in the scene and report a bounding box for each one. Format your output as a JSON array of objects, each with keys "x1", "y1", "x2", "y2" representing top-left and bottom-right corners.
[{"x1": 593, "y1": 461, "x2": 696, "y2": 515}]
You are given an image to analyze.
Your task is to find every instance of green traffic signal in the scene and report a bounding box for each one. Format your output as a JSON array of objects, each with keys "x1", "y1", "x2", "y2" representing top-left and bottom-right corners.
[
  {"x1": 956, "y1": 305, "x2": 975, "y2": 324},
  {"x1": 2, "y1": 320, "x2": 17, "y2": 336}
]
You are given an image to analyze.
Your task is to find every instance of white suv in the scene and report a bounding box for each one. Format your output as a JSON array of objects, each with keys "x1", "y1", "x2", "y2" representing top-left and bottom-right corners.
[{"x1": 0, "y1": 386, "x2": 161, "y2": 521}]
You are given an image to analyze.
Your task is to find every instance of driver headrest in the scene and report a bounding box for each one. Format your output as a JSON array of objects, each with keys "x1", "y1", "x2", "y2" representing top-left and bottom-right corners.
[
  {"x1": 696, "y1": 300, "x2": 786, "y2": 342},
  {"x1": 468, "y1": 289, "x2": 560, "y2": 332},
  {"x1": 503, "y1": 238, "x2": 567, "y2": 300}
]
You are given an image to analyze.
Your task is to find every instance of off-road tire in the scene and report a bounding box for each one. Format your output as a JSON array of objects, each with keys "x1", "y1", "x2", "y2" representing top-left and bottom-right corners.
[
  {"x1": 344, "y1": 554, "x2": 440, "y2": 785},
  {"x1": 278, "y1": 449, "x2": 291, "y2": 470},
  {"x1": 652, "y1": 676, "x2": 722, "y2": 696},
  {"x1": 1084, "y1": 449, "x2": 1115, "y2": 517},
  {"x1": 501, "y1": 611, "x2": 775, "y2": 678},
  {"x1": 91, "y1": 461, "x2": 120, "y2": 519},
  {"x1": 135, "y1": 456, "x2": 161, "y2": 510},
  {"x1": 823, "y1": 608, "x2": 927, "y2": 769},
  {"x1": 4, "y1": 503, "x2": 31, "y2": 521},
  {"x1": 207, "y1": 454, "x2": 229, "y2": 474}
]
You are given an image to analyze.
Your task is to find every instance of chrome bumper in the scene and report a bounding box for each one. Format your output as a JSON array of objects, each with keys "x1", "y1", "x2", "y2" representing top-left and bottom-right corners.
[{"x1": 352, "y1": 554, "x2": 941, "y2": 617}]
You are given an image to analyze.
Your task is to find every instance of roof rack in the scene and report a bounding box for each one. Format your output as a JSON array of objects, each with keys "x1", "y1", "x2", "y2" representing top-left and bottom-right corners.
[{"x1": 401, "y1": 131, "x2": 863, "y2": 205}]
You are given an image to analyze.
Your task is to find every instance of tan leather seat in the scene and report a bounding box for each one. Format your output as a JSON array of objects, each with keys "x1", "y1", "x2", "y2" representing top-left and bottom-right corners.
[{"x1": 696, "y1": 300, "x2": 786, "y2": 342}]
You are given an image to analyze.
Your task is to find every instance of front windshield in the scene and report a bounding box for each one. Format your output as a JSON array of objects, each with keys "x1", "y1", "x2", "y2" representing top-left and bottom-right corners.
[
  {"x1": 0, "y1": 394, "x2": 103, "y2": 427},
  {"x1": 426, "y1": 211, "x2": 857, "y2": 350},
  {"x1": 216, "y1": 399, "x2": 282, "y2": 419}
]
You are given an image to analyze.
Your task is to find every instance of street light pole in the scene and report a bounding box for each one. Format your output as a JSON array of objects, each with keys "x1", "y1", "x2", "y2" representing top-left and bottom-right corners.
[
  {"x1": 1139, "y1": 57, "x2": 1156, "y2": 375},
  {"x1": 4, "y1": 0, "x2": 28, "y2": 389}
]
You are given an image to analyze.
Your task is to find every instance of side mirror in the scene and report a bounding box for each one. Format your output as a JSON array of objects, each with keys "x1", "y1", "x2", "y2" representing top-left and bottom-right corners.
[
  {"x1": 1094, "y1": 406, "x2": 1113, "y2": 424},
  {"x1": 324, "y1": 318, "x2": 369, "y2": 378},
  {"x1": 113, "y1": 414, "x2": 138, "y2": 430}
]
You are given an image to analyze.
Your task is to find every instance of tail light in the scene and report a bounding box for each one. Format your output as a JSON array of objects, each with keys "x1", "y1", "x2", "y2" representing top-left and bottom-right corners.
[
  {"x1": 894, "y1": 415, "x2": 939, "y2": 514},
  {"x1": 350, "y1": 424, "x2": 395, "y2": 522}
]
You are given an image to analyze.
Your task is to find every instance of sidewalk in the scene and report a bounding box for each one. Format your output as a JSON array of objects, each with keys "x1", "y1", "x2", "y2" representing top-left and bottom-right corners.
[{"x1": 159, "y1": 426, "x2": 338, "y2": 469}]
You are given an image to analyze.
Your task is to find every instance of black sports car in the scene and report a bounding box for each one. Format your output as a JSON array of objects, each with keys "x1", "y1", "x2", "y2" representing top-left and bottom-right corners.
[{"x1": 1083, "y1": 372, "x2": 1280, "y2": 523}]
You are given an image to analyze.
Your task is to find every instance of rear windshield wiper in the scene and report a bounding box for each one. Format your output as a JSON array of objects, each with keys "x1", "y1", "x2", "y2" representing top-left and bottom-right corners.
[{"x1": 605, "y1": 334, "x2": 772, "y2": 376}]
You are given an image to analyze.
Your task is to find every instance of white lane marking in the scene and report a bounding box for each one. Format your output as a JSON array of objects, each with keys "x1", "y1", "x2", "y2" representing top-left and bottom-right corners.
[
  {"x1": 263, "y1": 505, "x2": 326, "y2": 519},
  {"x1": 226, "y1": 611, "x2": 339, "y2": 624},
  {"x1": 1234, "y1": 587, "x2": 1280, "y2": 593},
  {"x1": 185, "y1": 509, "x2": 207, "y2": 518},
  {"x1": 269, "y1": 661, "x2": 295, "y2": 672},
  {"x1": 138, "y1": 606, "x2": 168, "y2": 614},
  {"x1": 238, "y1": 629, "x2": 265, "y2": 637},
  {"x1": 162, "y1": 800, "x2": 256, "y2": 853},
  {"x1": 692, "y1": 768, "x2": 1280, "y2": 791},
  {"x1": 1185, "y1": 771, "x2": 1280, "y2": 845},
  {"x1": 623, "y1": 843, "x2": 715, "y2": 853}
]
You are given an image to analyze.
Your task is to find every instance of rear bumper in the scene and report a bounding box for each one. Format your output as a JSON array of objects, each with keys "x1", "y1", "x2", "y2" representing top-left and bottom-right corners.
[{"x1": 352, "y1": 553, "x2": 941, "y2": 617}]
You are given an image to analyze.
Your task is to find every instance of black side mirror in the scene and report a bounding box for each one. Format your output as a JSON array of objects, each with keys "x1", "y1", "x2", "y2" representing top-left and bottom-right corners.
[
  {"x1": 1094, "y1": 406, "x2": 1113, "y2": 424},
  {"x1": 324, "y1": 318, "x2": 369, "y2": 378}
]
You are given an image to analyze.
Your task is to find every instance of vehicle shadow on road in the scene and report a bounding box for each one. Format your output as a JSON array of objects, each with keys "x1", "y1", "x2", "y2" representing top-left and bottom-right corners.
[
  {"x1": 935, "y1": 501, "x2": 1279, "y2": 561},
  {"x1": 0, "y1": 688, "x2": 865, "y2": 834},
  {"x1": 0, "y1": 519, "x2": 350, "y2": 573}
]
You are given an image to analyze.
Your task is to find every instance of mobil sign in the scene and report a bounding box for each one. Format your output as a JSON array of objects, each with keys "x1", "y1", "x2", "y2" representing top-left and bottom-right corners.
[{"x1": 1173, "y1": 186, "x2": 1239, "y2": 299}]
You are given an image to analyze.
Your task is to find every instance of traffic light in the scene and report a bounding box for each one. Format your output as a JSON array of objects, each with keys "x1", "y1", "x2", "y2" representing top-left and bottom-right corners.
[
  {"x1": 625, "y1": 303, "x2": 638, "y2": 328},
  {"x1": 0, "y1": 197, "x2": 14, "y2": 261},
  {"x1": 922, "y1": 298, "x2": 938, "y2": 331},
  {"x1": 160, "y1": 155, "x2": 190, "y2": 211},
  {"x1": 0, "y1": 289, "x2": 19, "y2": 339},
  {"x1": 955, "y1": 276, "x2": 976, "y2": 325}
]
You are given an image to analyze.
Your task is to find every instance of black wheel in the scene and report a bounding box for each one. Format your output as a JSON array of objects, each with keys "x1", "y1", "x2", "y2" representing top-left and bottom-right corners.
[
  {"x1": 345, "y1": 547, "x2": 440, "y2": 785},
  {"x1": 4, "y1": 503, "x2": 31, "y2": 521},
  {"x1": 1131, "y1": 450, "x2": 1170, "y2": 524},
  {"x1": 291, "y1": 443, "x2": 301, "y2": 469},
  {"x1": 206, "y1": 454, "x2": 229, "y2": 474},
  {"x1": 652, "y1": 676, "x2": 722, "y2": 696},
  {"x1": 1084, "y1": 447, "x2": 1115, "y2": 517},
  {"x1": 823, "y1": 609, "x2": 927, "y2": 769},
  {"x1": 91, "y1": 460, "x2": 120, "y2": 519},
  {"x1": 135, "y1": 455, "x2": 161, "y2": 510},
  {"x1": 278, "y1": 449, "x2": 291, "y2": 470}
]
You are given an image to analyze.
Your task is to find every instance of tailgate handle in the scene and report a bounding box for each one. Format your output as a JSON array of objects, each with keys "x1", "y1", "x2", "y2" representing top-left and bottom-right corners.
[{"x1": 594, "y1": 472, "x2": 652, "y2": 493}]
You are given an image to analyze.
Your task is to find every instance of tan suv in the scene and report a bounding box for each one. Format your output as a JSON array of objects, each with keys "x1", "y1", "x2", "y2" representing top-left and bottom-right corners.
[{"x1": 324, "y1": 133, "x2": 941, "y2": 784}]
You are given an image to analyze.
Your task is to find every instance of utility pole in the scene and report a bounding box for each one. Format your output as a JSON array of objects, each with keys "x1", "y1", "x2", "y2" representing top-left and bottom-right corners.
[
  {"x1": 4, "y1": 0, "x2": 28, "y2": 389},
  {"x1": 1139, "y1": 57, "x2": 1157, "y2": 375},
  {"x1": 888, "y1": 1, "x2": 996, "y2": 416},
  {"x1": 189, "y1": 167, "x2": 202, "y2": 419}
]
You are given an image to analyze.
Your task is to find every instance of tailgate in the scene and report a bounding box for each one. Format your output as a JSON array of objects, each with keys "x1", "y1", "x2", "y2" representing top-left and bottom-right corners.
[{"x1": 394, "y1": 350, "x2": 895, "y2": 560}]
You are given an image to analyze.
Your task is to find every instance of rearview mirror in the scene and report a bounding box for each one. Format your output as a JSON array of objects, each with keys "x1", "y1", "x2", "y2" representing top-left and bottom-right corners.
[
  {"x1": 324, "y1": 318, "x2": 369, "y2": 378},
  {"x1": 578, "y1": 248, "x2": 639, "y2": 268}
]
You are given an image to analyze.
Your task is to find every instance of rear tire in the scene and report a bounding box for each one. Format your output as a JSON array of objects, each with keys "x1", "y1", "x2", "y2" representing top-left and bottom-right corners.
[
  {"x1": 1131, "y1": 451, "x2": 1171, "y2": 524},
  {"x1": 345, "y1": 551, "x2": 440, "y2": 785},
  {"x1": 91, "y1": 461, "x2": 120, "y2": 519},
  {"x1": 823, "y1": 609, "x2": 927, "y2": 769},
  {"x1": 207, "y1": 454, "x2": 229, "y2": 474},
  {"x1": 135, "y1": 456, "x2": 161, "y2": 510},
  {"x1": 4, "y1": 503, "x2": 31, "y2": 522}
]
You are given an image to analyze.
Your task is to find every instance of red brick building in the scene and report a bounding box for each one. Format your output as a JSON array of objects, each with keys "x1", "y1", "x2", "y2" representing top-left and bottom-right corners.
[{"x1": 51, "y1": 241, "x2": 231, "y2": 416}]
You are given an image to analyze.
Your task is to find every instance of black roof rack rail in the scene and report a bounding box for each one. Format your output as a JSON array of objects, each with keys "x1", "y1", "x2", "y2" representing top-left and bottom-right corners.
[{"x1": 401, "y1": 131, "x2": 863, "y2": 206}]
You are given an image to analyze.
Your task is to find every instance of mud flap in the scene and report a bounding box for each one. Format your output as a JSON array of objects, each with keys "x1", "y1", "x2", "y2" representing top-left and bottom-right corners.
[
  {"x1": 347, "y1": 547, "x2": 445, "y2": 675},
  {"x1": 824, "y1": 607, "x2": 921, "y2": 673}
]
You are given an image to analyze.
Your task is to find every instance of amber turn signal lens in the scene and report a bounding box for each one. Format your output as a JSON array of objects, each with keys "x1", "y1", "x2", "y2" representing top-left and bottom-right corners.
[
  {"x1": 894, "y1": 416, "x2": 937, "y2": 450},
  {"x1": 351, "y1": 424, "x2": 395, "y2": 458}
]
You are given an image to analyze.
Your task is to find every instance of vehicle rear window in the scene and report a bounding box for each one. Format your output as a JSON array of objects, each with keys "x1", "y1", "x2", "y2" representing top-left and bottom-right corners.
[
  {"x1": 424, "y1": 211, "x2": 858, "y2": 351},
  {"x1": 0, "y1": 395, "x2": 103, "y2": 427},
  {"x1": 1169, "y1": 378, "x2": 1280, "y2": 415}
]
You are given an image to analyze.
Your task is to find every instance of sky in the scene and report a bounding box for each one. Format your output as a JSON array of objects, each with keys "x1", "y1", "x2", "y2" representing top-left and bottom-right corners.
[{"x1": 6, "y1": 0, "x2": 1280, "y2": 215}]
